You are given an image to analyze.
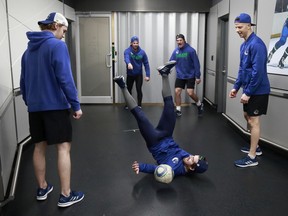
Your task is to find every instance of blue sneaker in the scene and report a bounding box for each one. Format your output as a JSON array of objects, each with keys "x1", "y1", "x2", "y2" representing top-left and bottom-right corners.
[
  {"x1": 36, "y1": 184, "x2": 53, "y2": 200},
  {"x1": 241, "y1": 146, "x2": 262, "y2": 156},
  {"x1": 234, "y1": 155, "x2": 258, "y2": 167},
  {"x1": 58, "y1": 191, "x2": 85, "y2": 207},
  {"x1": 157, "y1": 60, "x2": 176, "y2": 76},
  {"x1": 113, "y1": 76, "x2": 126, "y2": 88}
]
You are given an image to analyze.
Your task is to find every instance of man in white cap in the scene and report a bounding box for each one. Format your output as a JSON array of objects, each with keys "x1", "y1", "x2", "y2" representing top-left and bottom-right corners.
[
  {"x1": 20, "y1": 12, "x2": 84, "y2": 207},
  {"x1": 230, "y1": 13, "x2": 270, "y2": 167}
]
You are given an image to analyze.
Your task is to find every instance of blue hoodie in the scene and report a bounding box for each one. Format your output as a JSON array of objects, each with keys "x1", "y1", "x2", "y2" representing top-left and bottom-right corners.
[
  {"x1": 124, "y1": 46, "x2": 150, "y2": 77},
  {"x1": 139, "y1": 137, "x2": 190, "y2": 176},
  {"x1": 170, "y1": 43, "x2": 201, "y2": 79},
  {"x1": 20, "y1": 31, "x2": 80, "y2": 112},
  {"x1": 234, "y1": 32, "x2": 270, "y2": 96}
]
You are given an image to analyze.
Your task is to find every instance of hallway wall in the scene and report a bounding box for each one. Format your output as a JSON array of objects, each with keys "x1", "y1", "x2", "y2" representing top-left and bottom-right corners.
[{"x1": 205, "y1": 0, "x2": 288, "y2": 150}]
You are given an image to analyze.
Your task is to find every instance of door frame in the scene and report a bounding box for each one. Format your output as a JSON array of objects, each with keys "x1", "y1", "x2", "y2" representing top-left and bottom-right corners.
[
  {"x1": 75, "y1": 13, "x2": 113, "y2": 104},
  {"x1": 215, "y1": 15, "x2": 229, "y2": 113}
]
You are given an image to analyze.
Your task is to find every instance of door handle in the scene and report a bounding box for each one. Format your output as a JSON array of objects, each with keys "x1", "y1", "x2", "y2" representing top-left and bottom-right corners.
[{"x1": 106, "y1": 53, "x2": 112, "y2": 68}]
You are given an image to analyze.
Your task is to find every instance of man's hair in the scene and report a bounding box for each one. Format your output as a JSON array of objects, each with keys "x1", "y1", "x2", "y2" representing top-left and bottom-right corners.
[
  {"x1": 39, "y1": 22, "x2": 65, "y2": 31},
  {"x1": 176, "y1": 34, "x2": 185, "y2": 41}
]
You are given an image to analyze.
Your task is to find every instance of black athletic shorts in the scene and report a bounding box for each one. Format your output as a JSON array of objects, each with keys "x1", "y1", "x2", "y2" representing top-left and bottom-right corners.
[
  {"x1": 243, "y1": 94, "x2": 269, "y2": 116},
  {"x1": 175, "y1": 78, "x2": 196, "y2": 89},
  {"x1": 29, "y1": 109, "x2": 72, "y2": 145}
]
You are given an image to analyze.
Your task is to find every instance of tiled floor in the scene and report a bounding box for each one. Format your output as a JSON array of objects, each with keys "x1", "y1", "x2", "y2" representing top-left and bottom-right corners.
[{"x1": 1, "y1": 103, "x2": 288, "y2": 216}]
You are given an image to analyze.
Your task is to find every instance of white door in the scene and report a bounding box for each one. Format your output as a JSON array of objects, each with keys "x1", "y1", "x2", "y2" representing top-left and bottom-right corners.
[{"x1": 76, "y1": 14, "x2": 113, "y2": 103}]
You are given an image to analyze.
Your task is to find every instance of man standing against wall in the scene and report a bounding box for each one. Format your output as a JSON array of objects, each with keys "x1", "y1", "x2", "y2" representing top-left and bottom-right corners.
[
  {"x1": 124, "y1": 36, "x2": 150, "y2": 108},
  {"x1": 230, "y1": 13, "x2": 270, "y2": 167},
  {"x1": 20, "y1": 12, "x2": 84, "y2": 207},
  {"x1": 170, "y1": 34, "x2": 204, "y2": 117}
]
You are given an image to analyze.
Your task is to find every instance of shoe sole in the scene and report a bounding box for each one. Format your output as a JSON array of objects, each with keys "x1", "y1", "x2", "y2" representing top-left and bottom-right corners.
[
  {"x1": 234, "y1": 162, "x2": 258, "y2": 168},
  {"x1": 241, "y1": 149, "x2": 262, "y2": 156},
  {"x1": 37, "y1": 186, "x2": 54, "y2": 201},
  {"x1": 58, "y1": 195, "x2": 85, "y2": 207}
]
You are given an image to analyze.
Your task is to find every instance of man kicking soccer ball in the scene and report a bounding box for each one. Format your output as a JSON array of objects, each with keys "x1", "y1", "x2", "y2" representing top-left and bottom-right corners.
[{"x1": 113, "y1": 61, "x2": 208, "y2": 181}]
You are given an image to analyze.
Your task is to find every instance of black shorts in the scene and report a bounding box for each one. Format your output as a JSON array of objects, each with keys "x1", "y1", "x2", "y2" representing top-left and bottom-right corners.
[
  {"x1": 29, "y1": 109, "x2": 72, "y2": 145},
  {"x1": 243, "y1": 94, "x2": 269, "y2": 116},
  {"x1": 175, "y1": 78, "x2": 196, "y2": 89}
]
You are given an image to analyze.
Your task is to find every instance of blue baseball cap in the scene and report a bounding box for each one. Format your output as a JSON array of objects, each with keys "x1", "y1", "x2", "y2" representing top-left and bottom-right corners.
[
  {"x1": 38, "y1": 12, "x2": 68, "y2": 27},
  {"x1": 130, "y1": 36, "x2": 139, "y2": 43},
  {"x1": 234, "y1": 13, "x2": 256, "y2": 26},
  {"x1": 194, "y1": 156, "x2": 208, "y2": 173}
]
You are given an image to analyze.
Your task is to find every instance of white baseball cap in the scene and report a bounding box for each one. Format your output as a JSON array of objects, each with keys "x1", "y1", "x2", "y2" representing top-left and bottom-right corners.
[{"x1": 38, "y1": 12, "x2": 68, "y2": 27}]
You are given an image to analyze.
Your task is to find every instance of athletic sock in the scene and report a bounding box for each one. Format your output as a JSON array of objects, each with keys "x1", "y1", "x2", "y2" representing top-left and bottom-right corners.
[
  {"x1": 196, "y1": 100, "x2": 201, "y2": 106},
  {"x1": 176, "y1": 106, "x2": 181, "y2": 111}
]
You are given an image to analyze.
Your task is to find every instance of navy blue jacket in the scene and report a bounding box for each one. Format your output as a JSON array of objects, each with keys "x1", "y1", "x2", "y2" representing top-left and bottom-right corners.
[{"x1": 234, "y1": 33, "x2": 270, "y2": 96}]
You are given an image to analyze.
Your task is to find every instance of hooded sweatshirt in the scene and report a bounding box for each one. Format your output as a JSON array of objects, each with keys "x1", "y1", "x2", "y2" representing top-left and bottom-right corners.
[
  {"x1": 20, "y1": 31, "x2": 80, "y2": 112},
  {"x1": 124, "y1": 46, "x2": 150, "y2": 77},
  {"x1": 170, "y1": 43, "x2": 201, "y2": 79}
]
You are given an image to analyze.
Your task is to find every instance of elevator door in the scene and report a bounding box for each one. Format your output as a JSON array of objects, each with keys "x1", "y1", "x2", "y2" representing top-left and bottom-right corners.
[
  {"x1": 77, "y1": 14, "x2": 112, "y2": 103},
  {"x1": 216, "y1": 17, "x2": 228, "y2": 112}
]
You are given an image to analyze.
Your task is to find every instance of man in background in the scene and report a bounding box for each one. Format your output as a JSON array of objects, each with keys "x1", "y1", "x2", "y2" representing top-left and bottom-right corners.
[
  {"x1": 124, "y1": 36, "x2": 150, "y2": 108},
  {"x1": 169, "y1": 34, "x2": 204, "y2": 117}
]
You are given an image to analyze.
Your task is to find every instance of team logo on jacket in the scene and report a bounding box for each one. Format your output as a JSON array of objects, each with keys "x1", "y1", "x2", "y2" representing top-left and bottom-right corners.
[
  {"x1": 172, "y1": 157, "x2": 179, "y2": 164},
  {"x1": 253, "y1": 109, "x2": 259, "y2": 115},
  {"x1": 244, "y1": 49, "x2": 249, "y2": 55}
]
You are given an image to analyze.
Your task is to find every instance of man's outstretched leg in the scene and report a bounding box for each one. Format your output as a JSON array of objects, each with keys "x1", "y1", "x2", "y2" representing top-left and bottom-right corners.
[
  {"x1": 155, "y1": 61, "x2": 177, "y2": 135},
  {"x1": 157, "y1": 60, "x2": 177, "y2": 98},
  {"x1": 114, "y1": 76, "x2": 138, "y2": 110}
]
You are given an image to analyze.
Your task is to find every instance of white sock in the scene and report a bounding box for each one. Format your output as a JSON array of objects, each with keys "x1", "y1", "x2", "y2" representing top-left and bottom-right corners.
[
  {"x1": 196, "y1": 100, "x2": 201, "y2": 106},
  {"x1": 176, "y1": 106, "x2": 181, "y2": 111},
  {"x1": 248, "y1": 154, "x2": 255, "y2": 159}
]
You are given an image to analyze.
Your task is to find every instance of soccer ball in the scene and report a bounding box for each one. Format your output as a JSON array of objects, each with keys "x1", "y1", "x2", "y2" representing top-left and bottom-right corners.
[{"x1": 154, "y1": 164, "x2": 174, "y2": 184}]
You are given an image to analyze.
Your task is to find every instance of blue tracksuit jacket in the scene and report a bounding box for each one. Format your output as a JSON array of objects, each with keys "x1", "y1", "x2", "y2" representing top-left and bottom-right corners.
[{"x1": 234, "y1": 32, "x2": 270, "y2": 96}]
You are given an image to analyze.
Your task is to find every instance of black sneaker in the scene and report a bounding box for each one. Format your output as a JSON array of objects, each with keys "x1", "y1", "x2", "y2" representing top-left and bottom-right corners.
[
  {"x1": 175, "y1": 110, "x2": 182, "y2": 117},
  {"x1": 157, "y1": 60, "x2": 176, "y2": 76},
  {"x1": 36, "y1": 183, "x2": 53, "y2": 201},
  {"x1": 58, "y1": 191, "x2": 85, "y2": 207},
  {"x1": 197, "y1": 103, "x2": 204, "y2": 116},
  {"x1": 113, "y1": 76, "x2": 126, "y2": 88}
]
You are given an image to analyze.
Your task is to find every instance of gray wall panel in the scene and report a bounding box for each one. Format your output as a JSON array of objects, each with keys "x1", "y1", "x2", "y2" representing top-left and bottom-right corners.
[
  {"x1": 115, "y1": 12, "x2": 205, "y2": 104},
  {"x1": 0, "y1": 98, "x2": 17, "y2": 201}
]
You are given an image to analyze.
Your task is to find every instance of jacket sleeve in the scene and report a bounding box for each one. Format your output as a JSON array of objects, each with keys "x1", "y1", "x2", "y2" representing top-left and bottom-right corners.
[
  {"x1": 52, "y1": 42, "x2": 81, "y2": 112},
  {"x1": 244, "y1": 43, "x2": 266, "y2": 96},
  {"x1": 139, "y1": 163, "x2": 157, "y2": 174},
  {"x1": 142, "y1": 52, "x2": 150, "y2": 77},
  {"x1": 124, "y1": 48, "x2": 131, "y2": 65},
  {"x1": 190, "y1": 49, "x2": 201, "y2": 79}
]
